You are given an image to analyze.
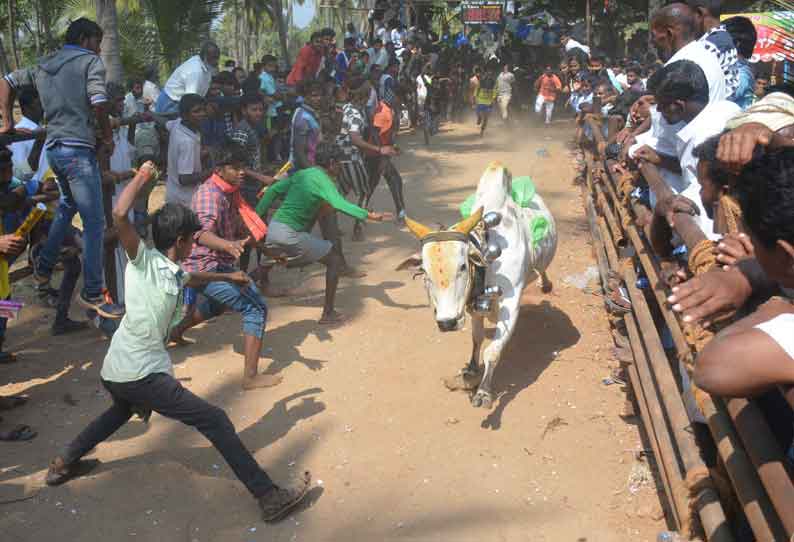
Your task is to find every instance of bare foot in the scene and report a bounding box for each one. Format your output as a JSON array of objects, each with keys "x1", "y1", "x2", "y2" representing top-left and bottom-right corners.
[
  {"x1": 341, "y1": 267, "x2": 367, "y2": 278},
  {"x1": 242, "y1": 374, "x2": 284, "y2": 390},
  {"x1": 168, "y1": 330, "x2": 195, "y2": 347},
  {"x1": 318, "y1": 310, "x2": 347, "y2": 325}
]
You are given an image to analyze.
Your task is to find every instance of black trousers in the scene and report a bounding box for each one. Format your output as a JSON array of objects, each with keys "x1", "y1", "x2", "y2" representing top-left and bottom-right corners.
[{"x1": 63, "y1": 372, "x2": 275, "y2": 498}]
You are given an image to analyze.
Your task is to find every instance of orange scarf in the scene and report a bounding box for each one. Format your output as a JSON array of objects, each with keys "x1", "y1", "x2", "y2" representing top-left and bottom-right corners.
[{"x1": 210, "y1": 174, "x2": 268, "y2": 241}]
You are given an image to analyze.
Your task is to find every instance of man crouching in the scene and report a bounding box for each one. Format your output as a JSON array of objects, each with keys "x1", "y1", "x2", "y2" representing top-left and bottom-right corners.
[{"x1": 46, "y1": 162, "x2": 312, "y2": 522}]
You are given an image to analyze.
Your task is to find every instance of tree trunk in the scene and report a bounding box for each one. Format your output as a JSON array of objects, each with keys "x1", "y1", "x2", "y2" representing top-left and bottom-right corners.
[
  {"x1": 41, "y1": 0, "x2": 53, "y2": 52},
  {"x1": 242, "y1": 9, "x2": 250, "y2": 69},
  {"x1": 235, "y1": 0, "x2": 242, "y2": 64},
  {"x1": 32, "y1": 0, "x2": 42, "y2": 56},
  {"x1": 7, "y1": 0, "x2": 20, "y2": 70},
  {"x1": 0, "y1": 33, "x2": 11, "y2": 75},
  {"x1": 276, "y1": 0, "x2": 290, "y2": 66},
  {"x1": 96, "y1": 0, "x2": 124, "y2": 84}
]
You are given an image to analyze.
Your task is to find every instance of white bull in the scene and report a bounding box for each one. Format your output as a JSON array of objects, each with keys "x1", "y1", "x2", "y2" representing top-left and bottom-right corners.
[{"x1": 398, "y1": 162, "x2": 558, "y2": 408}]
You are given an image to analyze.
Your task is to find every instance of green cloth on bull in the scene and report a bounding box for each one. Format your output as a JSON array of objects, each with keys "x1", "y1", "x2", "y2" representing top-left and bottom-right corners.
[{"x1": 459, "y1": 176, "x2": 549, "y2": 249}]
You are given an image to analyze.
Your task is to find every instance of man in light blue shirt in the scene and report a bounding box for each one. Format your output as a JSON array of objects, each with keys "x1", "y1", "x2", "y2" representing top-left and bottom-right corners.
[
  {"x1": 259, "y1": 54, "x2": 282, "y2": 121},
  {"x1": 44, "y1": 162, "x2": 313, "y2": 522}
]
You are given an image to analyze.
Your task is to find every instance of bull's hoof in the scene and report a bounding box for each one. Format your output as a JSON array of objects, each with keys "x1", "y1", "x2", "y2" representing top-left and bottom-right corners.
[
  {"x1": 470, "y1": 389, "x2": 493, "y2": 409},
  {"x1": 443, "y1": 369, "x2": 481, "y2": 392}
]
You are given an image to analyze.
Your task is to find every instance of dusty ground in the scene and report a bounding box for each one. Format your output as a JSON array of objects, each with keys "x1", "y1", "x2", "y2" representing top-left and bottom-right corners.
[{"x1": 0, "y1": 116, "x2": 666, "y2": 541}]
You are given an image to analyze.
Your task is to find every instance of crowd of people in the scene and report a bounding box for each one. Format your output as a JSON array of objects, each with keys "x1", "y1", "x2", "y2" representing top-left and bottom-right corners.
[
  {"x1": 0, "y1": 10, "x2": 566, "y2": 522},
  {"x1": 569, "y1": 0, "x2": 794, "y2": 480},
  {"x1": 0, "y1": 0, "x2": 792, "y2": 528}
]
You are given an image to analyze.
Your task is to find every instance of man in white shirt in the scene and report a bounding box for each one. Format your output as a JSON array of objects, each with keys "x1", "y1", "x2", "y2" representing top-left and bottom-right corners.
[
  {"x1": 495, "y1": 64, "x2": 516, "y2": 124},
  {"x1": 629, "y1": 2, "x2": 729, "y2": 193},
  {"x1": 636, "y1": 60, "x2": 739, "y2": 239},
  {"x1": 155, "y1": 41, "x2": 220, "y2": 114},
  {"x1": 9, "y1": 87, "x2": 47, "y2": 184},
  {"x1": 166, "y1": 94, "x2": 211, "y2": 208},
  {"x1": 561, "y1": 34, "x2": 591, "y2": 58}
]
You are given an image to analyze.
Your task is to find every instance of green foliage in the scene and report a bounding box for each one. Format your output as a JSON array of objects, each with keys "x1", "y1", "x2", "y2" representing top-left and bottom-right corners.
[
  {"x1": 116, "y1": 7, "x2": 161, "y2": 79},
  {"x1": 140, "y1": 0, "x2": 223, "y2": 71}
]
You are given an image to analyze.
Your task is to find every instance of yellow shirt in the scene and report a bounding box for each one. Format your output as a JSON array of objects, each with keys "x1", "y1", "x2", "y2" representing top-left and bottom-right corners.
[{"x1": 476, "y1": 87, "x2": 497, "y2": 106}]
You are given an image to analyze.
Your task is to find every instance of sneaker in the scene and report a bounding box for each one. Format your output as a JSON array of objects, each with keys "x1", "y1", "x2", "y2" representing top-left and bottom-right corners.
[
  {"x1": 52, "y1": 318, "x2": 90, "y2": 336},
  {"x1": 258, "y1": 471, "x2": 312, "y2": 522},
  {"x1": 78, "y1": 292, "x2": 125, "y2": 319},
  {"x1": 396, "y1": 210, "x2": 406, "y2": 225}
]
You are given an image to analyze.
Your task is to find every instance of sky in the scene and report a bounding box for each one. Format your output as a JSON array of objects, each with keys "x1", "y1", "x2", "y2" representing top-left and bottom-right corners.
[{"x1": 294, "y1": 0, "x2": 316, "y2": 29}]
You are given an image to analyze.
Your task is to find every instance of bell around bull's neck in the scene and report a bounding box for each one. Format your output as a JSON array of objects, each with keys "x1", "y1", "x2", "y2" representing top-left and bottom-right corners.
[{"x1": 405, "y1": 207, "x2": 484, "y2": 242}]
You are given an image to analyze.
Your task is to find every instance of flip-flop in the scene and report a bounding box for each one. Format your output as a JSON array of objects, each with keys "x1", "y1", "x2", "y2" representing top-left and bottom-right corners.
[{"x1": 0, "y1": 424, "x2": 37, "y2": 441}]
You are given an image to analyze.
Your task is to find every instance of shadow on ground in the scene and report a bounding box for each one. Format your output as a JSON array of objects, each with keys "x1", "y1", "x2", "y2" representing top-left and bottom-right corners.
[{"x1": 480, "y1": 300, "x2": 581, "y2": 430}]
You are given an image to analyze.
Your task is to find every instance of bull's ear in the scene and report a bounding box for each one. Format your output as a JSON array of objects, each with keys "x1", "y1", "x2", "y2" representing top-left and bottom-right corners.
[
  {"x1": 451, "y1": 206, "x2": 483, "y2": 235},
  {"x1": 395, "y1": 255, "x2": 422, "y2": 271},
  {"x1": 405, "y1": 216, "x2": 433, "y2": 239}
]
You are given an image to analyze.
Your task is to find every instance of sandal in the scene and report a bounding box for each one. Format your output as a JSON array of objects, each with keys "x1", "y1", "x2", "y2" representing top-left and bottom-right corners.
[
  {"x1": 259, "y1": 471, "x2": 312, "y2": 522},
  {"x1": 45, "y1": 457, "x2": 101, "y2": 486},
  {"x1": 0, "y1": 424, "x2": 37, "y2": 441}
]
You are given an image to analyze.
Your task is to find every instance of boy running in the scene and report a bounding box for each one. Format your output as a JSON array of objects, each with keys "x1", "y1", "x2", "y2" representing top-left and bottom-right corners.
[
  {"x1": 475, "y1": 73, "x2": 497, "y2": 136},
  {"x1": 534, "y1": 65, "x2": 562, "y2": 125}
]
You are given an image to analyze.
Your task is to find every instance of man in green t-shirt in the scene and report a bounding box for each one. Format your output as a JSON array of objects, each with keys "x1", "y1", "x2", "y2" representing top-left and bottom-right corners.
[{"x1": 257, "y1": 144, "x2": 392, "y2": 324}]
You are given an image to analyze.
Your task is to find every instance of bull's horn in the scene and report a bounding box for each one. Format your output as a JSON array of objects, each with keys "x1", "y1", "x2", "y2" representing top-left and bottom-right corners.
[
  {"x1": 405, "y1": 216, "x2": 434, "y2": 239},
  {"x1": 451, "y1": 206, "x2": 483, "y2": 235}
]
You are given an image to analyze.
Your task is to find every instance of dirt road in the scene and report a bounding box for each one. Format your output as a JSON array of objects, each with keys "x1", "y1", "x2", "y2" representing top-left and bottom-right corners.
[{"x1": 0, "y1": 118, "x2": 665, "y2": 541}]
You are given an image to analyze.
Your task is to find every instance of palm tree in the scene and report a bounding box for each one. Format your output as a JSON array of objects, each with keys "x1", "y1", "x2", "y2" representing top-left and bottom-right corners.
[
  {"x1": 96, "y1": 0, "x2": 124, "y2": 83},
  {"x1": 245, "y1": 0, "x2": 291, "y2": 67},
  {"x1": 142, "y1": 0, "x2": 223, "y2": 71}
]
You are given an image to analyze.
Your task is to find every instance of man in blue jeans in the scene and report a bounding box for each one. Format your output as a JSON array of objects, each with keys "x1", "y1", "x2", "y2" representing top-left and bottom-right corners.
[
  {"x1": 0, "y1": 18, "x2": 122, "y2": 318},
  {"x1": 170, "y1": 144, "x2": 282, "y2": 391}
]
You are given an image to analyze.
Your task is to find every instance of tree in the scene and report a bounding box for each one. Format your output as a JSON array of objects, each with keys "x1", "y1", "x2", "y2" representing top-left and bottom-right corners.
[
  {"x1": 7, "y1": 0, "x2": 20, "y2": 69},
  {"x1": 142, "y1": 0, "x2": 223, "y2": 71},
  {"x1": 96, "y1": 0, "x2": 124, "y2": 84},
  {"x1": 245, "y1": 0, "x2": 290, "y2": 68}
]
